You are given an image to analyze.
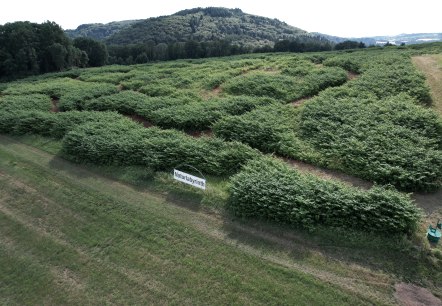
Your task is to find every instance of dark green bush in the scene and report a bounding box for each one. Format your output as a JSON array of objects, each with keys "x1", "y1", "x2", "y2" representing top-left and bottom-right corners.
[
  {"x1": 58, "y1": 82, "x2": 118, "y2": 111},
  {"x1": 62, "y1": 120, "x2": 259, "y2": 176},
  {"x1": 0, "y1": 109, "x2": 125, "y2": 138},
  {"x1": 151, "y1": 96, "x2": 277, "y2": 130},
  {"x1": 300, "y1": 93, "x2": 442, "y2": 191},
  {"x1": 84, "y1": 91, "x2": 148, "y2": 114},
  {"x1": 213, "y1": 104, "x2": 296, "y2": 152},
  {"x1": 348, "y1": 65, "x2": 431, "y2": 103},
  {"x1": 229, "y1": 157, "x2": 421, "y2": 234},
  {"x1": 0, "y1": 94, "x2": 52, "y2": 112}
]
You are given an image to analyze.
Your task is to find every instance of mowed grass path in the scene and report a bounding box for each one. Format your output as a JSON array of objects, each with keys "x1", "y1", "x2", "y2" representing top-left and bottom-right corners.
[
  {"x1": 413, "y1": 55, "x2": 442, "y2": 115},
  {"x1": 0, "y1": 135, "x2": 375, "y2": 305}
]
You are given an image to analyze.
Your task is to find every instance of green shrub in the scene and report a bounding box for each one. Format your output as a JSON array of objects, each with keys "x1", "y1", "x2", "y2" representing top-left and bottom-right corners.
[
  {"x1": 0, "y1": 94, "x2": 52, "y2": 112},
  {"x1": 151, "y1": 96, "x2": 277, "y2": 130},
  {"x1": 300, "y1": 93, "x2": 442, "y2": 191},
  {"x1": 348, "y1": 65, "x2": 431, "y2": 103},
  {"x1": 228, "y1": 157, "x2": 421, "y2": 234},
  {"x1": 214, "y1": 104, "x2": 295, "y2": 151},
  {"x1": 139, "y1": 83, "x2": 176, "y2": 97},
  {"x1": 62, "y1": 120, "x2": 259, "y2": 176},
  {"x1": 84, "y1": 91, "x2": 148, "y2": 114},
  {"x1": 0, "y1": 109, "x2": 125, "y2": 138},
  {"x1": 58, "y1": 82, "x2": 118, "y2": 111}
]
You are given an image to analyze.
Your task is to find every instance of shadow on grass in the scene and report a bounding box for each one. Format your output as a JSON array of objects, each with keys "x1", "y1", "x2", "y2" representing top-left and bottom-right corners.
[
  {"x1": 220, "y1": 213, "x2": 442, "y2": 291},
  {"x1": 45, "y1": 151, "x2": 441, "y2": 292}
]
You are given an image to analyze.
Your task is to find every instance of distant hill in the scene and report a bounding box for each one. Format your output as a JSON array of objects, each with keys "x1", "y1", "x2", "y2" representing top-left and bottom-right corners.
[
  {"x1": 66, "y1": 7, "x2": 311, "y2": 48},
  {"x1": 319, "y1": 32, "x2": 442, "y2": 46},
  {"x1": 65, "y1": 20, "x2": 141, "y2": 41}
]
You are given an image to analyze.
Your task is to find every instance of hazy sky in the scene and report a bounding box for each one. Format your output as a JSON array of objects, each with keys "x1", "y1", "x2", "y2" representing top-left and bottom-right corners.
[{"x1": 1, "y1": 0, "x2": 441, "y2": 37}]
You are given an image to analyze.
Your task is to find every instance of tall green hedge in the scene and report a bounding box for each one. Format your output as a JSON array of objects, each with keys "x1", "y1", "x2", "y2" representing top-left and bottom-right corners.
[
  {"x1": 229, "y1": 157, "x2": 421, "y2": 234},
  {"x1": 62, "y1": 119, "x2": 259, "y2": 176},
  {"x1": 300, "y1": 92, "x2": 442, "y2": 191}
]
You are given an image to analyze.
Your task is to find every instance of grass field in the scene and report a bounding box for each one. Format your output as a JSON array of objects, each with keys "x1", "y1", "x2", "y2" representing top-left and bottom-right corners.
[
  {"x1": 413, "y1": 54, "x2": 442, "y2": 115},
  {"x1": 0, "y1": 134, "x2": 375, "y2": 305},
  {"x1": 1, "y1": 134, "x2": 441, "y2": 305}
]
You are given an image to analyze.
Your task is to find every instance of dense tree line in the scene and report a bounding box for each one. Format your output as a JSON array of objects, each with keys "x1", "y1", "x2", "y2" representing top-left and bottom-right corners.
[
  {"x1": 334, "y1": 40, "x2": 366, "y2": 50},
  {"x1": 273, "y1": 36, "x2": 333, "y2": 52},
  {"x1": 107, "y1": 39, "x2": 252, "y2": 64},
  {"x1": 107, "y1": 36, "x2": 337, "y2": 65},
  {"x1": 0, "y1": 21, "x2": 89, "y2": 80},
  {"x1": 0, "y1": 21, "x2": 110, "y2": 81},
  {"x1": 1, "y1": 20, "x2": 368, "y2": 79}
]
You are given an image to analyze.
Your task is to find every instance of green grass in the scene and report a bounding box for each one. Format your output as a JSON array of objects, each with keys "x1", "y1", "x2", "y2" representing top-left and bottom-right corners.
[
  {"x1": 0, "y1": 135, "x2": 378, "y2": 305},
  {"x1": 1, "y1": 134, "x2": 442, "y2": 305}
]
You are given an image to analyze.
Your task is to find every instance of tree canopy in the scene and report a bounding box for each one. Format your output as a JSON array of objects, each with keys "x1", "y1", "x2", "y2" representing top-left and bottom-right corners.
[{"x1": 0, "y1": 21, "x2": 88, "y2": 80}]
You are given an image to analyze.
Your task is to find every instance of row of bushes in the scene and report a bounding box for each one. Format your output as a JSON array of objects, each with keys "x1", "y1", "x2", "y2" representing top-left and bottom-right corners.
[
  {"x1": 228, "y1": 157, "x2": 422, "y2": 234},
  {"x1": 300, "y1": 91, "x2": 442, "y2": 191},
  {"x1": 0, "y1": 94, "x2": 52, "y2": 112},
  {"x1": 0, "y1": 110, "x2": 124, "y2": 139},
  {"x1": 324, "y1": 52, "x2": 431, "y2": 103},
  {"x1": 0, "y1": 105, "x2": 260, "y2": 176},
  {"x1": 81, "y1": 92, "x2": 277, "y2": 131},
  {"x1": 62, "y1": 119, "x2": 259, "y2": 176},
  {"x1": 149, "y1": 96, "x2": 277, "y2": 130},
  {"x1": 222, "y1": 67, "x2": 348, "y2": 102}
]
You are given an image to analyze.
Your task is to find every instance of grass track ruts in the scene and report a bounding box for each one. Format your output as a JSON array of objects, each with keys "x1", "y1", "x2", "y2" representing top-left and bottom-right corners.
[{"x1": 0, "y1": 134, "x2": 408, "y2": 305}]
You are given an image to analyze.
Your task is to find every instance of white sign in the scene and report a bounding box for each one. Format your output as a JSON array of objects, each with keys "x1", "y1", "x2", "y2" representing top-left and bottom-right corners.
[{"x1": 173, "y1": 169, "x2": 206, "y2": 190}]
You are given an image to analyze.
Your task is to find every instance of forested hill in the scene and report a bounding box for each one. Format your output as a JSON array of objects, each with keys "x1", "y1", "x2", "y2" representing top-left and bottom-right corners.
[
  {"x1": 65, "y1": 20, "x2": 141, "y2": 41},
  {"x1": 67, "y1": 7, "x2": 310, "y2": 48}
]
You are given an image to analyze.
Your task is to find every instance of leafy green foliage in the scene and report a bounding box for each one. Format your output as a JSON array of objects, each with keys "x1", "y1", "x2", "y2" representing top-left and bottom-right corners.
[
  {"x1": 300, "y1": 91, "x2": 442, "y2": 191},
  {"x1": 57, "y1": 82, "x2": 119, "y2": 111},
  {"x1": 106, "y1": 8, "x2": 306, "y2": 47},
  {"x1": 0, "y1": 94, "x2": 52, "y2": 112},
  {"x1": 73, "y1": 37, "x2": 108, "y2": 67},
  {"x1": 229, "y1": 157, "x2": 421, "y2": 234},
  {"x1": 0, "y1": 21, "x2": 87, "y2": 80},
  {"x1": 223, "y1": 66, "x2": 347, "y2": 101},
  {"x1": 1, "y1": 48, "x2": 440, "y2": 193},
  {"x1": 62, "y1": 120, "x2": 259, "y2": 176},
  {"x1": 0, "y1": 109, "x2": 124, "y2": 139},
  {"x1": 150, "y1": 96, "x2": 277, "y2": 130},
  {"x1": 213, "y1": 104, "x2": 324, "y2": 163}
]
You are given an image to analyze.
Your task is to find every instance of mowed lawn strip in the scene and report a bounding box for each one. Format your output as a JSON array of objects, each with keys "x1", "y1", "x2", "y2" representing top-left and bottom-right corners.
[
  {"x1": 0, "y1": 136, "x2": 373, "y2": 305},
  {"x1": 412, "y1": 55, "x2": 442, "y2": 115}
]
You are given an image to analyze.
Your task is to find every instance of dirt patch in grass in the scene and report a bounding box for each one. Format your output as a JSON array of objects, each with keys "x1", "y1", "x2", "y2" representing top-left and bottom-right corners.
[
  {"x1": 50, "y1": 97, "x2": 59, "y2": 113},
  {"x1": 283, "y1": 157, "x2": 441, "y2": 215},
  {"x1": 347, "y1": 71, "x2": 359, "y2": 80},
  {"x1": 291, "y1": 97, "x2": 311, "y2": 107},
  {"x1": 185, "y1": 129, "x2": 213, "y2": 138},
  {"x1": 283, "y1": 158, "x2": 372, "y2": 190},
  {"x1": 212, "y1": 86, "x2": 222, "y2": 95},
  {"x1": 125, "y1": 114, "x2": 153, "y2": 128},
  {"x1": 394, "y1": 283, "x2": 442, "y2": 306}
]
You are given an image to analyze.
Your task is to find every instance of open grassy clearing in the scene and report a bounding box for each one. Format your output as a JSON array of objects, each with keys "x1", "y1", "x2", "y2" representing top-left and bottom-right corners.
[{"x1": 1, "y1": 134, "x2": 442, "y2": 305}]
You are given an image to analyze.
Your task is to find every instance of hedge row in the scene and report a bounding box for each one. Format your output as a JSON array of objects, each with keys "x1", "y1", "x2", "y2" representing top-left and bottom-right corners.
[
  {"x1": 222, "y1": 67, "x2": 348, "y2": 102},
  {"x1": 212, "y1": 104, "x2": 324, "y2": 164},
  {"x1": 0, "y1": 94, "x2": 52, "y2": 112},
  {"x1": 228, "y1": 157, "x2": 421, "y2": 234},
  {"x1": 0, "y1": 110, "x2": 124, "y2": 139},
  {"x1": 300, "y1": 91, "x2": 442, "y2": 191},
  {"x1": 150, "y1": 96, "x2": 277, "y2": 130},
  {"x1": 62, "y1": 119, "x2": 259, "y2": 176},
  {"x1": 324, "y1": 52, "x2": 431, "y2": 104}
]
